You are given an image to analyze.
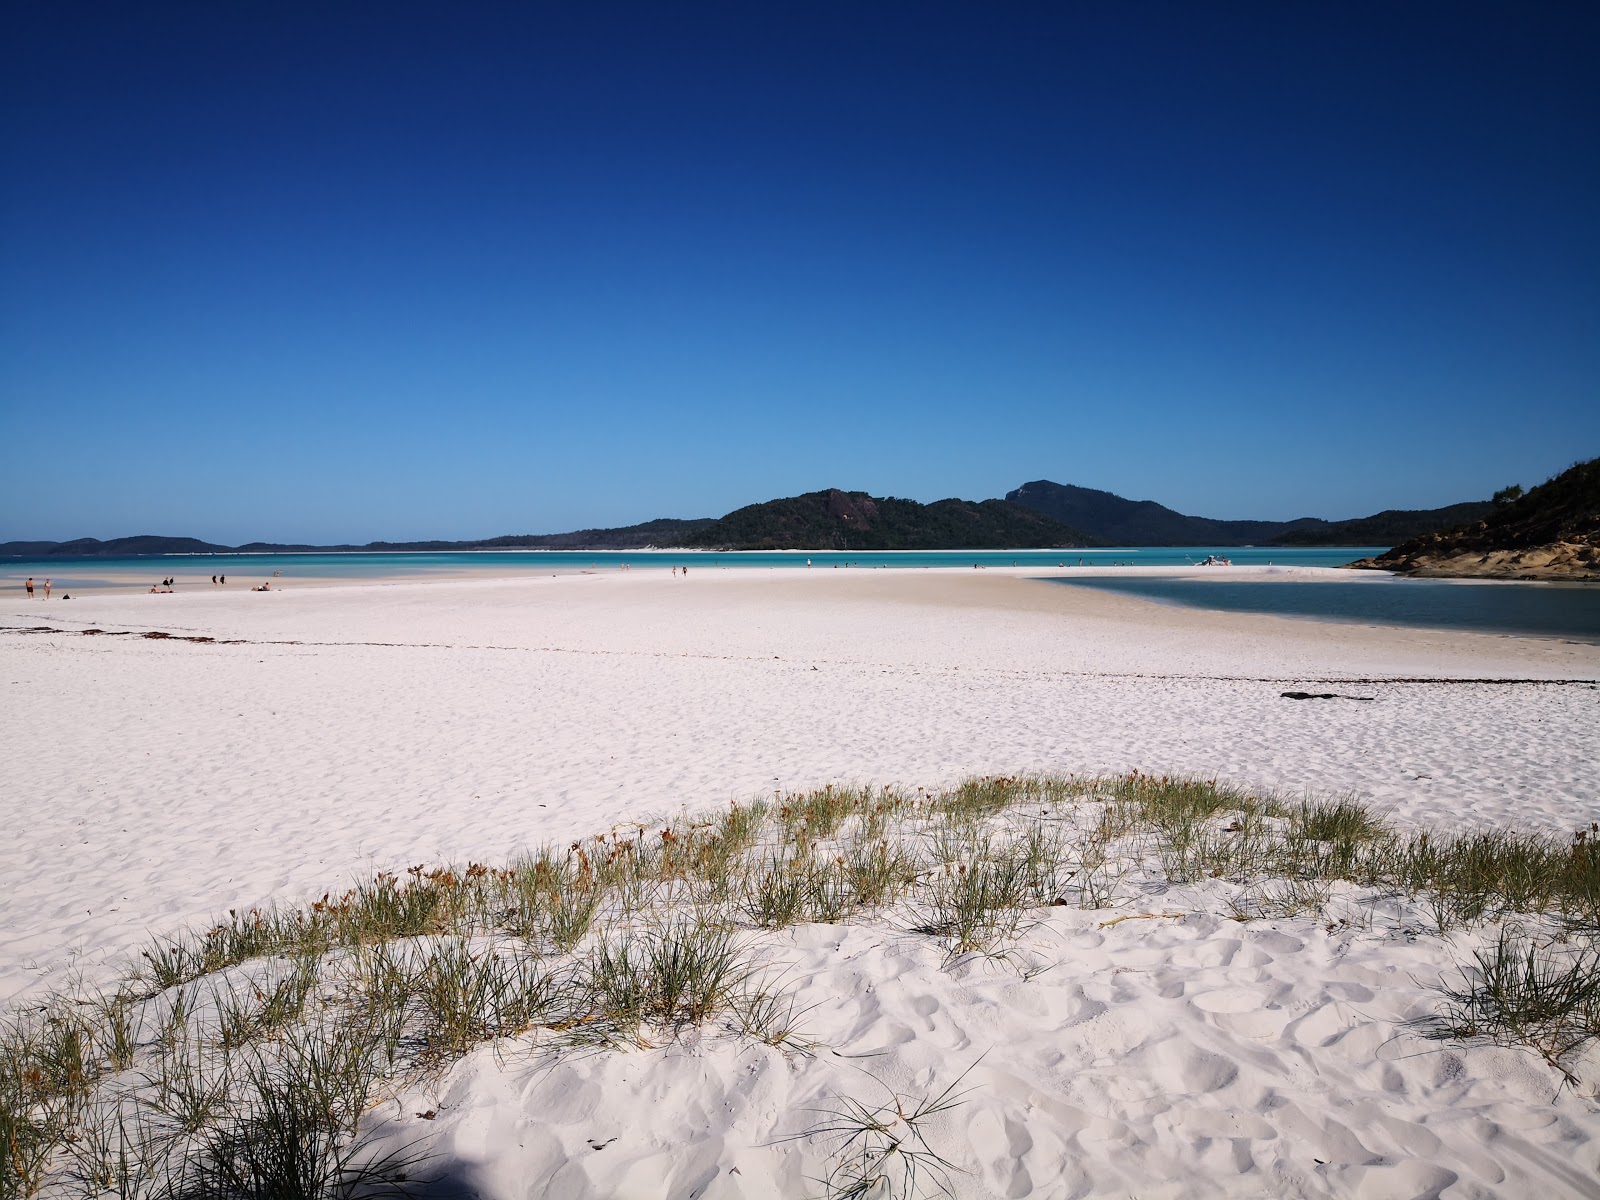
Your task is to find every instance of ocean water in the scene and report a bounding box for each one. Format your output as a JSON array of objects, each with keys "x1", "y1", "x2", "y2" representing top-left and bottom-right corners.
[
  {"x1": 3, "y1": 545, "x2": 1383, "y2": 589},
  {"x1": 1060, "y1": 576, "x2": 1600, "y2": 643}
]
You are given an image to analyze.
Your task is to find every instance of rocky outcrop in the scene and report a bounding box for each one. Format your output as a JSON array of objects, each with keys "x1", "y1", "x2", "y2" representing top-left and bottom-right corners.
[
  {"x1": 1347, "y1": 540, "x2": 1599, "y2": 580},
  {"x1": 1347, "y1": 458, "x2": 1600, "y2": 580}
]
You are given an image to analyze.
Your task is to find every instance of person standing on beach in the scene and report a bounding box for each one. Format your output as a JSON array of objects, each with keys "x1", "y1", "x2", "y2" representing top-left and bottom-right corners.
[
  {"x1": 220, "y1": 575, "x2": 226, "y2": 585},
  {"x1": 25, "y1": 577, "x2": 33, "y2": 598},
  {"x1": 44, "y1": 578, "x2": 51, "y2": 599}
]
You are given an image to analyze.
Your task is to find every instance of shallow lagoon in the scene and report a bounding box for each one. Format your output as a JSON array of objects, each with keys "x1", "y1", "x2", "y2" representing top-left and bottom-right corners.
[{"x1": 1060, "y1": 575, "x2": 1600, "y2": 643}]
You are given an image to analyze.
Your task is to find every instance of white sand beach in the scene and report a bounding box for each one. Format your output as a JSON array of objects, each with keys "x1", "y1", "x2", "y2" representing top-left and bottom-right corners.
[{"x1": 3, "y1": 566, "x2": 1598, "y2": 1198}]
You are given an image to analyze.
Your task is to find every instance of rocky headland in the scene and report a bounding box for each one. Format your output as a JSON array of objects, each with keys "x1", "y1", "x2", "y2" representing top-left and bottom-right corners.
[{"x1": 1348, "y1": 457, "x2": 1600, "y2": 580}]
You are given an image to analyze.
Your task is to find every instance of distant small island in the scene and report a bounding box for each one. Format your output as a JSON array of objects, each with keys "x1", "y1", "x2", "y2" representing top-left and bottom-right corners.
[
  {"x1": 3, "y1": 478, "x2": 1510, "y2": 557},
  {"x1": 1347, "y1": 457, "x2": 1599, "y2": 580}
]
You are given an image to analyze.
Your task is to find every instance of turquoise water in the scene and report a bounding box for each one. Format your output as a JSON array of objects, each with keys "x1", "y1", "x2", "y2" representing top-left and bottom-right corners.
[
  {"x1": 1060, "y1": 576, "x2": 1600, "y2": 643},
  {"x1": 4, "y1": 545, "x2": 1384, "y2": 589}
]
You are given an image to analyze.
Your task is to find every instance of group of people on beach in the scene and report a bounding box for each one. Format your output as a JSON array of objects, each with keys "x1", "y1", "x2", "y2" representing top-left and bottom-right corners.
[
  {"x1": 210, "y1": 575, "x2": 227, "y2": 585},
  {"x1": 23, "y1": 577, "x2": 51, "y2": 598}
]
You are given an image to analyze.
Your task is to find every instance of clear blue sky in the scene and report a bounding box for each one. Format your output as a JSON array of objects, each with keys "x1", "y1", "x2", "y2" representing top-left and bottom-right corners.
[{"x1": 2, "y1": 2, "x2": 1595, "y2": 543}]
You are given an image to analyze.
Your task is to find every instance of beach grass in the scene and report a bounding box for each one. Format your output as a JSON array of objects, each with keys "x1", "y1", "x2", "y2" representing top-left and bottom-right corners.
[
  {"x1": 803, "y1": 1064, "x2": 977, "y2": 1200},
  {"x1": 4, "y1": 771, "x2": 1599, "y2": 1199},
  {"x1": 1433, "y1": 926, "x2": 1600, "y2": 1083}
]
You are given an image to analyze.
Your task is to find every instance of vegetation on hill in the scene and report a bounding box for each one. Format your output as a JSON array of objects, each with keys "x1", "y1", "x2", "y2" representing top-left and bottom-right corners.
[
  {"x1": 1269, "y1": 502, "x2": 1492, "y2": 546},
  {"x1": 1351, "y1": 457, "x2": 1600, "y2": 579},
  {"x1": 1006, "y1": 479, "x2": 1491, "y2": 548},
  {"x1": 0, "y1": 535, "x2": 236, "y2": 558},
  {"x1": 681, "y1": 489, "x2": 1093, "y2": 550},
  {"x1": 1005, "y1": 480, "x2": 1322, "y2": 545}
]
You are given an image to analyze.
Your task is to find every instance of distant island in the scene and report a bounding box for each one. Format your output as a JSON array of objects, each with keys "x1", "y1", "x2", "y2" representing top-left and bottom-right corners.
[
  {"x1": 1347, "y1": 457, "x2": 1599, "y2": 580},
  {"x1": 2, "y1": 478, "x2": 1509, "y2": 557}
]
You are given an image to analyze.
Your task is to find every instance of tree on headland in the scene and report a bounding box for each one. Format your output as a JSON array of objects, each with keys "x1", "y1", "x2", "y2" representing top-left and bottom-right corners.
[{"x1": 1493, "y1": 484, "x2": 1524, "y2": 507}]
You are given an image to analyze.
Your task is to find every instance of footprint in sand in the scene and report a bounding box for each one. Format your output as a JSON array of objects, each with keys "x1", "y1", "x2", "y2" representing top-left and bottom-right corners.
[
  {"x1": 1188, "y1": 986, "x2": 1264, "y2": 1014},
  {"x1": 1284, "y1": 1002, "x2": 1349, "y2": 1048},
  {"x1": 1180, "y1": 1047, "x2": 1240, "y2": 1093},
  {"x1": 967, "y1": 1106, "x2": 1037, "y2": 1199}
]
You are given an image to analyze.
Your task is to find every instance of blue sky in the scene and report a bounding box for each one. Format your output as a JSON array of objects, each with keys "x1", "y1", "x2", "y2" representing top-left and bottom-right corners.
[{"x1": 2, "y1": 2, "x2": 1596, "y2": 543}]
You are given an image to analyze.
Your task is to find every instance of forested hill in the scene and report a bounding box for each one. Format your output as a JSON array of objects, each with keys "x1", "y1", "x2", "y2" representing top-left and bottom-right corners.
[
  {"x1": 0, "y1": 536, "x2": 236, "y2": 558},
  {"x1": 1004, "y1": 481, "x2": 1315, "y2": 544},
  {"x1": 1351, "y1": 457, "x2": 1600, "y2": 579},
  {"x1": 1005, "y1": 480, "x2": 1490, "y2": 546},
  {"x1": 1269, "y1": 502, "x2": 1493, "y2": 546},
  {"x1": 682, "y1": 489, "x2": 1093, "y2": 550}
]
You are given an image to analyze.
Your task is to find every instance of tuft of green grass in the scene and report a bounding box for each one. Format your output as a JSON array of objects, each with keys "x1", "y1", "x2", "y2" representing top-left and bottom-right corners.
[
  {"x1": 914, "y1": 835, "x2": 1033, "y2": 959},
  {"x1": 143, "y1": 1037, "x2": 231, "y2": 1136},
  {"x1": 1112, "y1": 771, "x2": 1262, "y2": 828},
  {"x1": 806, "y1": 1066, "x2": 976, "y2": 1200},
  {"x1": 837, "y1": 836, "x2": 920, "y2": 911},
  {"x1": 1435, "y1": 927, "x2": 1600, "y2": 1083},
  {"x1": 727, "y1": 984, "x2": 814, "y2": 1052},
  {"x1": 413, "y1": 939, "x2": 560, "y2": 1057},
  {"x1": 166, "y1": 1020, "x2": 415, "y2": 1200},
  {"x1": 1279, "y1": 797, "x2": 1387, "y2": 879},
  {"x1": 770, "y1": 788, "x2": 836, "y2": 845},
  {"x1": 1, "y1": 1004, "x2": 100, "y2": 1200},
  {"x1": 930, "y1": 776, "x2": 1025, "y2": 826},
  {"x1": 740, "y1": 850, "x2": 820, "y2": 929},
  {"x1": 93, "y1": 993, "x2": 143, "y2": 1075},
  {"x1": 502, "y1": 852, "x2": 603, "y2": 953},
  {"x1": 576, "y1": 917, "x2": 753, "y2": 1041},
  {"x1": 717, "y1": 798, "x2": 771, "y2": 854}
]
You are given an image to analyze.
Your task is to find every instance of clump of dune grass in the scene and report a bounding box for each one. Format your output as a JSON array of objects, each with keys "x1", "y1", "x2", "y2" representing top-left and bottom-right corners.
[
  {"x1": 569, "y1": 915, "x2": 757, "y2": 1046},
  {"x1": 837, "y1": 833, "x2": 922, "y2": 911},
  {"x1": 411, "y1": 940, "x2": 547, "y2": 1057},
  {"x1": 1391, "y1": 827, "x2": 1600, "y2": 932},
  {"x1": 913, "y1": 829, "x2": 1036, "y2": 959},
  {"x1": 162, "y1": 1018, "x2": 414, "y2": 1200},
  {"x1": 1434, "y1": 926, "x2": 1600, "y2": 1083},
  {"x1": 0, "y1": 1005, "x2": 97, "y2": 1200},
  {"x1": 805, "y1": 1065, "x2": 977, "y2": 1200}
]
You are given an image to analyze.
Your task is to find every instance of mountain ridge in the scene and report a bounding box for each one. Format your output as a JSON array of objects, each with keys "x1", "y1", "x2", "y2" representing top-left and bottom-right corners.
[
  {"x1": 3, "y1": 481, "x2": 1504, "y2": 557},
  {"x1": 680, "y1": 489, "x2": 1092, "y2": 551},
  {"x1": 1004, "y1": 481, "x2": 1492, "y2": 547}
]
